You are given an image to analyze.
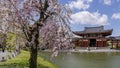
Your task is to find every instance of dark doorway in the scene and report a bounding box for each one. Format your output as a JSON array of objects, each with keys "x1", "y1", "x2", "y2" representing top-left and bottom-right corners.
[{"x1": 89, "y1": 39, "x2": 96, "y2": 47}]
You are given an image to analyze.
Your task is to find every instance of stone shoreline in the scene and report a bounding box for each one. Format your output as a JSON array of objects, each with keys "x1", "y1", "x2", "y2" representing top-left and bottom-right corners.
[{"x1": 44, "y1": 49, "x2": 120, "y2": 53}]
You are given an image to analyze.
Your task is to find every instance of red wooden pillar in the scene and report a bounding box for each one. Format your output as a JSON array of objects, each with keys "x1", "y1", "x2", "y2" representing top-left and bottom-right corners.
[
  {"x1": 97, "y1": 39, "x2": 100, "y2": 47},
  {"x1": 102, "y1": 39, "x2": 104, "y2": 47},
  {"x1": 96, "y1": 39, "x2": 97, "y2": 47},
  {"x1": 81, "y1": 40, "x2": 83, "y2": 47},
  {"x1": 117, "y1": 40, "x2": 118, "y2": 48}
]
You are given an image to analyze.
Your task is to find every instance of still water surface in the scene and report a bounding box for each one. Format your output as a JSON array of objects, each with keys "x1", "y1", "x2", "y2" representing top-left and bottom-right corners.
[{"x1": 40, "y1": 52, "x2": 120, "y2": 68}]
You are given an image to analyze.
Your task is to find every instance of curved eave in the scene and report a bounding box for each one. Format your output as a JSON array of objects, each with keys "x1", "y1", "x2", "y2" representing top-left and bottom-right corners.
[
  {"x1": 102, "y1": 29, "x2": 113, "y2": 36},
  {"x1": 73, "y1": 29, "x2": 113, "y2": 36}
]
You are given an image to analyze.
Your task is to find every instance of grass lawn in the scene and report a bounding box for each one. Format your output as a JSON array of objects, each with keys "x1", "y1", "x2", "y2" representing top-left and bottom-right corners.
[{"x1": 0, "y1": 50, "x2": 58, "y2": 68}]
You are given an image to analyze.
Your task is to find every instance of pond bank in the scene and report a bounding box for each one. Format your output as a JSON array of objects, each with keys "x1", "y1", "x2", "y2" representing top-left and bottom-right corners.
[
  {"x1": 44, "y1": 48, "x2": 120, "y2": 53},
  {"x1": 0, "y1": 50, "x2": 58, "y2": 68}
]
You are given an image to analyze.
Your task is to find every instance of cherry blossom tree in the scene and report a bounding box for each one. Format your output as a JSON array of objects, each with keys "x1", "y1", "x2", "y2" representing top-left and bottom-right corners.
[
  {"x1": 0, "y1": 0, "x2": 10, "y2": 52},
  {"x1": 0, "y1": 0, "x2": 23, "y2": 52},
  {"x1": 0, "y1": 0, "x2": 72, "y2": 68}
]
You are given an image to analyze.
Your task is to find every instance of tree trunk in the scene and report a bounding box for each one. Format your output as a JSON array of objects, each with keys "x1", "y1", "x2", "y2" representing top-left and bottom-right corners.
[
  {"x1": 29, "y1": 25, "x2": 39, "y2": 68},
  {"x1": 29, "y1": 45, "x2": 38, "y2": 68}
]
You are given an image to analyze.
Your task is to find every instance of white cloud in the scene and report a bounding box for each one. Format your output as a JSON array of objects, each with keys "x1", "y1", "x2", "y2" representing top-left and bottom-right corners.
[
  {"x1": 71, "y1": 11, "x2": 109, "y2": 25},
  {"x1": 112, "y1": 13, "x2": 120, "y2": 20},
  {"x1": 67, "y1": 0, "x2": 93, "y2": 10},
  {"x1": 104, "y1": 0, "x2": 111, "y2": 5}
]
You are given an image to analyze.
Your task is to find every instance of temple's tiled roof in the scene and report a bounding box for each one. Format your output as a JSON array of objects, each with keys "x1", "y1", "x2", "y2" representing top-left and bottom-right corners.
[
  {"x1": 74, "y1": 29, "x2": 113, "y2": 34},
  {"x1": 109, "y1": 36, "x2": 120, "y2": 40},
  {"x1": 115, "y1": 36, "x2": 120, "y2": 40},
  {"x1": 84, "y1": 26, "x2": 104, "y2": 33},
  {"x1": 73, "y1": 26, "x2": 113, "y2": 36}
]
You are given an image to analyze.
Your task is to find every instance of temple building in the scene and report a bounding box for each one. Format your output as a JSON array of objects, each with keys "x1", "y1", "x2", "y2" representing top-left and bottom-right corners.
[
  {"x1": 109, "y1": 36, "x2": 120, "y2": 48},
  {"x1": 73, "y1": 26, "x2": 113, "y2": 47}
]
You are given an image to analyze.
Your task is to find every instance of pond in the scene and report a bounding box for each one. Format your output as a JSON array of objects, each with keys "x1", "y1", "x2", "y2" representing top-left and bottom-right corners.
[{"x1": 39, "y1": 52, "x2": 120, "y2": 68}]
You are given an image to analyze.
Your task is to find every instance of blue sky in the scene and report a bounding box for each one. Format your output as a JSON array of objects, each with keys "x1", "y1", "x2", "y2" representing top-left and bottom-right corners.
[{"x1": 59, "y1": 0, "x2": 120, "y2": 36}]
